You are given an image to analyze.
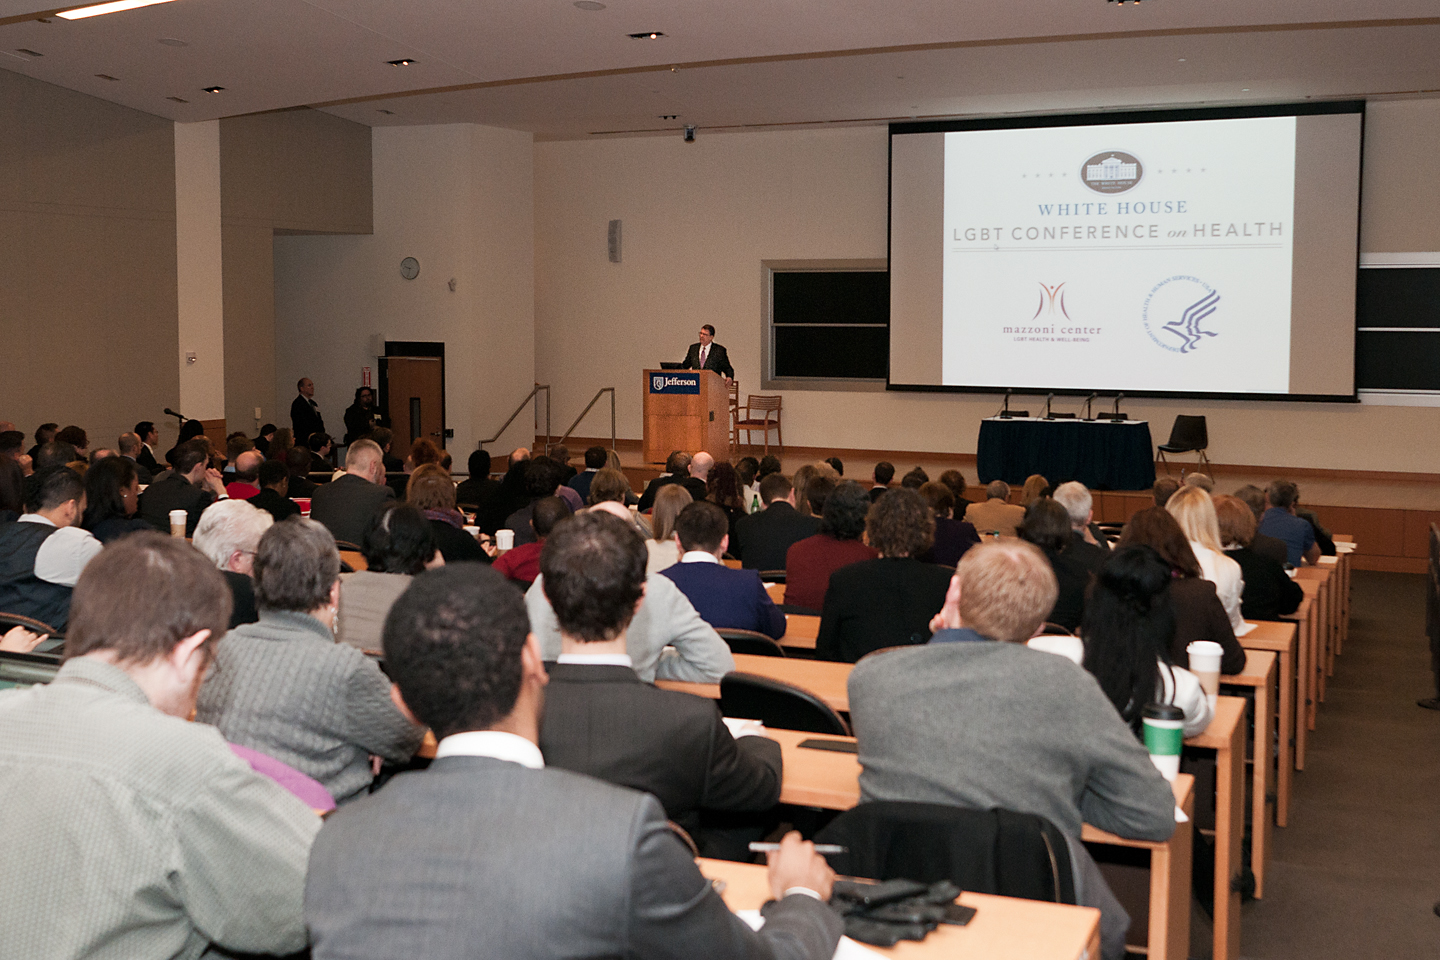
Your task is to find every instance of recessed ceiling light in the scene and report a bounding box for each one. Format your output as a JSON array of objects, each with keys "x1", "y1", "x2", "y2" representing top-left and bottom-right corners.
[
  {"x1": 1178, "y1": 58, "x2": 1186, "y2": 62},
  {"x1": 95, "y1": 73, "x2": 120, "y2": 81},
  {"x1": 386, "y1": 58, "x2": 415, "y2": 66},
  {"x1": 157, "y1": 38, "x2": 188, "y2": 47},
  {"x1": 166, "y1": 96, "x2": 188, "y2": 103},
  {"x1": 57, "y1": 0, "x2": 182, "y2": 21},
  {"x1": 1242, "y1": 87, "x2": 1250, "y2": 91},
  {"x1": 659, "y1": 114, "x2": 677, "y2": 120},
  {"x1": 377, "y1": 109, "x2": 394, "y2": 115},
  {"x1": 202, "y1": 85, "x2": 223, "y2": 93},
  {"x1": 574, "y1": 0, "x2": 605, "y2": 9},
  {"x1": 628, "y1": 31, "x2": 664, "y2": 39},
  {"x1": 15, "y1": 48, "x2": 43, "y2": 58}
]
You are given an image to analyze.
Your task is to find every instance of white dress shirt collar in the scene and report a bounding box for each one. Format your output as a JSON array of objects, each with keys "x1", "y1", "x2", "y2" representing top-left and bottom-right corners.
[
  {"x1": 556, "y1": 652, "x2": 634, "y2": 667},
  {"x1": 18, "y1": 513, "x2": 55, "y2": 527},
  {"x1": 433, "y1": 730, "x2": 545, "y2": 768},
  {"x1": 680, "y1": 550, "x2": 721, "y2": 564}
]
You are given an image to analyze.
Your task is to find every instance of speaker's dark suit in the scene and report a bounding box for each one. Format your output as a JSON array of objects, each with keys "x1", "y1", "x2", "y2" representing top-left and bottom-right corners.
[
  {"x1": 682, "y1": 341, "x2": 735, "y2": 379},
  {"x1": 309, "y1": 473, "x2": 395, "y2": 546},
  {"x1": 539, "y1": 662, "x2": 783, "y2": 840}
]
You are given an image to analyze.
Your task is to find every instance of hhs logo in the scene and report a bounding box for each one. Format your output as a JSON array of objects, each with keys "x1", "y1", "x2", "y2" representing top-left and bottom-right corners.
[
  {"x1": 1142, "y1": 276, "x2": 1221, "y2": 354},
  {"x1": 649, "y1": 373, "x2": 700, "y2": 394}
]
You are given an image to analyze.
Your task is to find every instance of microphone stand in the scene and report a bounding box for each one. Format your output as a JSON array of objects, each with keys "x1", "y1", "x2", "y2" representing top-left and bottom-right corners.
[
  {"x1": 998, "y1": 389, "x2": 1012, "y2": 419},
  {"x1": 1083, "y1": 393, "x2": 1096, "y2": 421},
  {"x1": 1043, "y1": 393, "x2": 1054, "y2": 420}
]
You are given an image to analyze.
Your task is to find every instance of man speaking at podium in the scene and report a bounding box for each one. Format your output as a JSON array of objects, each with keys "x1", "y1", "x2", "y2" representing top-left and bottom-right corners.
[{"x1": 682, "y1": 325, "x2": 734, "y2": 382}]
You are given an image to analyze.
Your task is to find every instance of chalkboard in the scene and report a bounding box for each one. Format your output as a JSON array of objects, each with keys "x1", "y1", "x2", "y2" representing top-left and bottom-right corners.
[
  {"x1": 771, "y1": 270, "x2": 888, "y2": 380},
  {"x1": 1356, "y1": 267, "x2": 1440, "y2": 391}
]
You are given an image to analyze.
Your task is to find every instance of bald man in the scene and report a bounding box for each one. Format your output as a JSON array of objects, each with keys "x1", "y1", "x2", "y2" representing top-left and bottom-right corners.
[
  {"x1": 308, "y1": 439, "x2": 395, "y2": 546},
  {"x1": 682, "y1": 451, "x2": 714, "y2": 501},
  {"x1": 225, "y1": 451, "x2": 266, "y2": 501}
]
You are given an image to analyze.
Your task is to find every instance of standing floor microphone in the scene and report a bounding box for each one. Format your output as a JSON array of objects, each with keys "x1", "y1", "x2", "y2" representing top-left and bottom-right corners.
[
  {"x1": 1044, "y1": 393, "x2": 1055, "y2": 419},
  {"x1": 1083, "y1": 392, "x2": 1097, "y2": 421}
]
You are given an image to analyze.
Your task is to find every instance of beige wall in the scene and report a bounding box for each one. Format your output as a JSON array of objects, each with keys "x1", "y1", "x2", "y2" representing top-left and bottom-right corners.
[
  {"x1": 534, "y1": 105, "x2": 1440, "y2": 474},
  {"x1": 273, "y1": 124, "x2": 536, "y2": 458},
  {"x1": 0, "y1": 70, "x2": 181, "y2": 452}
]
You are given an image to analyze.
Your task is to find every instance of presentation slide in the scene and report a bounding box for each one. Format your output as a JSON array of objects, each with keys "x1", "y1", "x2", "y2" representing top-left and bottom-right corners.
[{"x1": 888, "y1": 104, "x2": 1363, "y2": 401}]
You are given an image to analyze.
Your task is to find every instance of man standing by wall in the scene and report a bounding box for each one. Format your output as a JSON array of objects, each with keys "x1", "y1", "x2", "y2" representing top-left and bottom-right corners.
[{"x1": 291, "y1": 377, "x2": 325, "y2": 443}]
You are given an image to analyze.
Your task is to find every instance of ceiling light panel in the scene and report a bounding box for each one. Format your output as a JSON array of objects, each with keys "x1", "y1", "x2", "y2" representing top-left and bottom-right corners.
[{"x1": 57, "y1": 0, "x2": 182, "y2": 21}]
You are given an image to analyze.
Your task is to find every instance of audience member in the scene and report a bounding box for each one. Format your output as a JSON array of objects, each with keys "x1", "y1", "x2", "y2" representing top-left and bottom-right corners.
[
  {"x1": 0, "y1": 457, "x2": 23, "y2": 522},
  {"x1": 249, "y1": 460, "x2": 302, "y2": 522},
  {"x1": 196, "y1": 518, "x2": 423, "y2": 803},
  {"x1": 1019, "y1": 497, "x2": 1098, "y2": 632},
  {"x1": 1020, "y1": 473, "x2": 1050, "y2": 506},
  {"x1": 89, "y1": 447, "x2": 115, "y2": 463},
  {"x1": 706, "y1": 460, "x2": 748, "y2": 541},
  {"x1": 253, "y1": 422, "x2": 276, "y2": 456},
  {"x1": 938, "y1": 468, "x2": 969, "y2": 519},
  {"x1": 81, "y1": 455, "x2": 150, "y2": 543},
  {"x1": 0, "y1": 430, "x2": 27, "y2": 471},
  {"x1": 133, "y1": 420, "x2": 162, "y2": 474},
  {"x1": 309, "y1": 439, "x2": 396, "y2": 547},
  {"x1": 661, "y1": 501, "x2": 786, "y2": 639},
  {"x1": 541, "y1": 510, "x2": 784, "y2": 857},
  {"x1": 737, "y1": 455, "x2": 761, "y2": 512},
  {"x1": 1081, "y1": 545, "x2": 1213, "y2": 737},
  {"x1": 637, "y1": 450, "x2": 692, "y2": 512},
  {"x1": 1151, "y1": 476, "x2": 1180, "y2": 507},
  {"x1": 816, "y1": 488, "x2": 951, "y2": 662},
  {"x1": 0, "y1": 467, "x2": 102, "y2": 631},
  {"x1": 193, "y1": 499, "x2": 273, "y2": 629},
  {"x1": 1117, "y1": 508, "x2": 1245, "y2": 674},
  {"x1": 680, "y1": 451, "x2": 714, "y2": 501},
  {"x1": 802, "y1": 474, "x2": 836, "y2": 524},
  {"x1": 868, "y1": 460, "x2": 895, "y2": 502},
  {"x1": 342, "y1": 385, "x2": 387, "y2": 445},
  {"x1": 1051, "y1": 480, "x2": 1111, "y2": 563},
  {"x1": 917, "y1": 480, "x2": 981, "y2": 567},
  {"x1": 1294, "y1": 495, "x2": 1336, "y2": 558},
  {"x1": 784, "y1": 480, "x2": 878, "y2": 613},
  {"x1": 757, "y1": 454, "x2": 782, "y2": 481},
  {"x1": 55, "y1": 425, "x2": 89, "y2": 458},
  {"x1": 824, "y1": 455, "x2": 844, "y2": 476},
  {"x1": 290, "y1": 377, "x2": 325, "y2": 442},
  {"x1": 266, "y1": 427, "x2": 295, "y2": 465},
  {"x1": 587, "y1": 466, "x2": 635, "y2": 508},
  {"x1": 1214, "y1": 494, "x2": 1302, "y2": 622},
  {"x1": 790, "y1": 463, "x2": 823, "y2": 517},
  {"x1": 565, "y1": 445, "x2": 607, "y2": 503},
  {"x1": 899, "y1": 466, "x2": 928, "y2": 490},
  {"x1": 492, "y1": 496, "x2": 566, "y2": 589},
  {"x1": 964, "y1": 480, "x2": 1026, "y2": 537},
  {"x1": 336, "y1": 503, "x2": 441, "y2": 652},
  {"x1": 309, "y1": 432, "x2": 336, "y2": 472},
  {"x1": 136, "y1": 440, "x2": 226, "y2": 536},
  {"x1": 732, "y1": 473, "x2": 819, "y2": 571},
  {"x1": 0, "y1": 532, "x2": 319, "y2": 958},
  {"x1": 304, "y1": 562, "x2": 840, "y2": 960},
  {"x1": 494, "y1": 446, "x2": 532, "y2": 517},
  {"x1": 33, "y1": 439, "x2": 79, "y2": 474},
  {"x1": 456, "y1": 448, "x2": 504, "y2": 529},
  {"x1": 408, "y1": 463, "x2": 489, "y2": 563},
  {"x1": 1166, "y1": 485, "x2": 1246, "y2": 633},
  {"x1": 549, "y1": 443, "x2": 577, "y2": 483},
  {"x1": 27, "y1": 422, "x2": 57, "y2": 461},
  {"x1": 225, "y1": 450, "x2": 264, "y2": 500},
  {"x1": 1233, "y1": 484, "x2": 1289, "y2": 565},
  {"x1": 1182, "y1": 472, "x2": 1214, "y2": 493},
  {"x1": 504, "y1": 456, "x2": 570, "y2": 546},
  {"x1": 370, "y1": 426, "x2": 404, "y2": 473},
  {"x1": 645, "y1": 484, "x2": 692, "y2": 574},
  {"x1": 284, "y1": 444, "x2": 317, "y2": 498},
  {"x1": 848, "y1": 539, "x2": 1175, "y2": 960},
  {"x1": 224, "y1": 432, "x2": 254, "y2": 474},
  {"x1": 116, "y1": 431, "x2": 153, "y2": 484}
]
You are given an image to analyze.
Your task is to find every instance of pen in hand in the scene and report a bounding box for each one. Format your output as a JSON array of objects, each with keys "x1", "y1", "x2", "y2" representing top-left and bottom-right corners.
[{"x1": 748, "y1": 842, "x2": 846, "y2": 855}]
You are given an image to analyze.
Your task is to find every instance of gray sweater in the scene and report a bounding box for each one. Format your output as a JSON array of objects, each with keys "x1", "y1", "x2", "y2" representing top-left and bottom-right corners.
[
  {"x1": 847, "y1": 637, "x2": 1176, "y2": 841},
  {"x1": 196, "y1": 610, "x2": 424, "y2": 803}
]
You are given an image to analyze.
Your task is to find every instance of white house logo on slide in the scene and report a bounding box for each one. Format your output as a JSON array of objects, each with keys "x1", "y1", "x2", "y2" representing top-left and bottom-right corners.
[
  {"x1": 1081, "y1": 151, "x2": 1143, "y2": 194},
  {"x1": 1142, "y1": 276, "x2": 1221, "y2": 355}
]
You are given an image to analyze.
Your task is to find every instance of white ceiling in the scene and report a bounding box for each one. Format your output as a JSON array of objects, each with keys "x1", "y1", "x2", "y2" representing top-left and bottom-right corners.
[{"x1": 1, "y1": 0, "x2": 1437, "y2": 139}]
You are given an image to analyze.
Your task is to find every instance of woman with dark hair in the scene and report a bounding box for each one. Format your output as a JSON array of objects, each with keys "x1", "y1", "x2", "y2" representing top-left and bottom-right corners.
[
  {"x1": 938, "y1": 469, "x2": 970, "y2": 519},
  {"x1": 0, "y1": 457, "x2": 23, "y2": 523},
  {"x1": 1081, "y1": 544, "x2": 1213, "y2": 738},
  {"x1": 917, "y1": 480, "x2": 980, "y2": 568},
  {"x1": 815, "y1": 487, "x2": 952, "y2": 662},
  {"x1": 337, "y1": 503, "x2": 443, "y2": 652},
  {"x1": 264, "y1": 427, "x2": 294, "y2": 464},
  {"x1": 784, "y1": 479, "x2": 878, "y2": 613},
  {"x1": 81, "y1": 456, "x2": 150, "y2": 543},
  {"x1": 342, "y1": 385, "x2": 389, "y2": 445},
  {"x1": 195, "y1": 517, "x2": 424, "y2": 804},
  {"x1": 1019, "y1": 497, "x2": 1100, "y2": 632},
  {"x1": 706, "y1": 461, "x2": 746, "y2": 543},
  {"x1": 407, "y1": 463, "x2": 490, "y2": 564},
  {"x1": 1117, "y1": 507, "x2": 1246, "y2": 674}
]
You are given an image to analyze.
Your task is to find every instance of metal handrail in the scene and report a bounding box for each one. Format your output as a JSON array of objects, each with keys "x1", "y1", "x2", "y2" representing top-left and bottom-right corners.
[
  {"x1": 481, "y1": 384, "x2": 550, "y2": 453},
  {"x1": 557, "y1": 387, "x2": 616, "y2": 453}
]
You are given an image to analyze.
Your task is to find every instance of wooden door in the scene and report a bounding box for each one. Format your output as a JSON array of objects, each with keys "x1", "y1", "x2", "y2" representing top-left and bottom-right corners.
[{"x1": 384, "y1": 357, "x2": 445, "y2": 449}]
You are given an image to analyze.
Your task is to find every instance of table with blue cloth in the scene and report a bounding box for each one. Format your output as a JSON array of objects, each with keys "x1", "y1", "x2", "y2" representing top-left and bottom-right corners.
[{"x1": 976, "y1": 417, "x2": 1156, "y2": 491}]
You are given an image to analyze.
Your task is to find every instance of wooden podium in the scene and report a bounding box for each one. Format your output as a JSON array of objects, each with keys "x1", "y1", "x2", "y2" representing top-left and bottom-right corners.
[{"x1": 642, "y1": 369, "x2": 731, "y2": 466}]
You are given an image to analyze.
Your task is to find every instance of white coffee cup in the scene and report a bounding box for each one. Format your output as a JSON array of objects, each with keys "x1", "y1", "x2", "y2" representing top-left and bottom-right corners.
[
  {"x1": 169, "y1": 509, "x2": 187, "y2": 538},
  {"x1": 1186, "y1": 640, "x2": 1225, "y2": 711},
  {"x1": 463, "y1": 525, "x2": 481, "y2": 539},
  {"x1": 495, "y1": 529, "x2": 515, "y2": 551}
]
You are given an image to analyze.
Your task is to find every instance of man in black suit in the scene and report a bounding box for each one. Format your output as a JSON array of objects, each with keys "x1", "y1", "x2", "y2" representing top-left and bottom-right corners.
[
  {"x1": 681, "y1": 324, "x2": 734, "y2": 380},
  {"x1": 290, "y1": 377, "x2": 325, "y2": 442},
  {"x1": 305, "y1": 562, "x2": 841, "y2": 960},
  {"x1": 117, "y1": 432, "x2": 153, "y2": 485},
  {"x1": 538, "y1": 510, "x2": 783, "y2": 855},
  {"x1": 309, "y1": 439, "x2": 394, "y2": 546},
  {"x1": 637, "y1": 450, "x2": 692, "y2": 513},
  {"x1": 565, "y1": 445, "x2": 607, "y2": 504},
  {"x1": 284, "y1": 446, "x2": 318, "y2": 500},
  {"x1": 732, "y1": 474, "x2": 819, "y2": 571},
  {"x1": 1051, "y1": 481, "x2": 1111, "y2": 567},
  {"x1": 248, "y1": 461, "x2": 302, "y2": 522},
  {"x1": 136, "y1": 440, "x2": 227, "y2": 536}
]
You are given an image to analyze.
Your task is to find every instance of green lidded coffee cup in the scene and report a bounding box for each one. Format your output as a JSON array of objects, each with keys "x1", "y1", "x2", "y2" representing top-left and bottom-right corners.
[{"x1": 1142, "y1": 703, "x2": 1185, "y2": 781}]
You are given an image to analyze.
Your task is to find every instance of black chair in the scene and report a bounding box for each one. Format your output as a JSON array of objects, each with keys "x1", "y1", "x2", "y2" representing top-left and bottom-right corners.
[
  {"x1": 757, "y1": 570, "x2": 787, "y2": 583},
  {"x1": 719, "y1": 673, "x2": 849, "y2": 735},
  {"x1": 0, "y1": 648, "x2": 63, "y2": 690},
  {"x1": 815, "y1": 800, "x2": 1076, "y2": 906},
  {"x1": 1157, "y1": 415, "x2": 1211, "y2": 473},
  {"x1": 0, "y1": 611, "x2": 60, "y2": 637},
  {"x1": 1037, "y1": 621, "x2": 1075, "y2": 636},
  {"x1": 716, "y1": 629, "x2": 786, "y2": 658}
]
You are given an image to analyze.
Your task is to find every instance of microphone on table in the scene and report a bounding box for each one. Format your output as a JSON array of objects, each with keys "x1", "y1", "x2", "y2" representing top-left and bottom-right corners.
[
  {"x1": 998, "y1": 388, "x2": 1012, "y2": 418},
  {"x1": 1083, "y1": 392, "x2": 1097, "y2": 421},
  {"x1": 1044, "y1": 393, "x2": 1055, "y2": 419}
]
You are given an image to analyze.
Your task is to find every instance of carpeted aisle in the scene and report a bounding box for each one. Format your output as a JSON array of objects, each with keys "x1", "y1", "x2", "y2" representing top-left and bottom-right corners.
[{"x1": 1238, "y1": 570, "x2": 1440, "y2": 959}]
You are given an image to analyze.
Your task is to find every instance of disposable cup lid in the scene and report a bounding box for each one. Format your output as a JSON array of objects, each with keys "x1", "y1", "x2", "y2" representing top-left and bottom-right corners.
[{"x1": 1142, "y1": 703, "x2": 1185, "y2": 722}]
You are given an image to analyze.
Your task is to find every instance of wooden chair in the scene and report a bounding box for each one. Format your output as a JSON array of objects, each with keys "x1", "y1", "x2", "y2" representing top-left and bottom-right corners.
[
  {"x1": 735, "y1": 395, "x2": 783, "y2": 455},
  {"x1": 719, "y1": 673, "x2": 850, "y2": 735},
  {"x1": 716, "y1": 629, "x2": 787, "y2": 658}
]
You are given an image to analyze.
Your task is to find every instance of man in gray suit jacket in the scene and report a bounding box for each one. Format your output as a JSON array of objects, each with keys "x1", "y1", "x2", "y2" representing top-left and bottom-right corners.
[
  {"x1": 305, "y1": 562, "x2": 843, "y2": 960},
  {"x1": 309, "y1": 438, "x2": 394, "y2": 546}
]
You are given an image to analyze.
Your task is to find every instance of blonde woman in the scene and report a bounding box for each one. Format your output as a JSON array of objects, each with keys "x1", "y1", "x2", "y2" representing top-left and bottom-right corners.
[
  {"x1": 1166, "y1": 485, "x2": 1246, "y2": 633},
  {"x1": 646, "y1": 484, "x2": 692, "y2": 574},
  {"x1": 1020, "y1": 473, "x2": 1050, "y2": 507}
]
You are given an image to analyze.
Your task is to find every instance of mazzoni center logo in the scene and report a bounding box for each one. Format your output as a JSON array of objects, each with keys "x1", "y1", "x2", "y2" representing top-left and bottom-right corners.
[
  {"x1": 1081, "y1": 151, "x2": 1143, "y2": 194},
  {"x1": 1142, "y1": 276, "x2": 1221, "y2": 354}
]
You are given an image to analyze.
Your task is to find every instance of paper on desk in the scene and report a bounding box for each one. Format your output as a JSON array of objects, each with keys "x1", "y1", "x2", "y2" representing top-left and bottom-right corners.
[
  {"x1": 1234, "y1": 621, "x2": 1257, "y2": 637},
  {"x1": 736, "y1": 911, "x2": 884, "y2": 959},
  {"x1": 723, "y1": 717, "x2": 767, "y2": 739},
  {"x1": 1175, "y1": 806, "x2": 1190, "y2": 823}
]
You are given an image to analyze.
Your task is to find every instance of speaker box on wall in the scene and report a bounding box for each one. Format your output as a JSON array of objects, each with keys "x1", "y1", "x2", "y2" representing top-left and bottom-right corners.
[{"x1": 608, "y1": 219, "x2": 622, "y2": 263}]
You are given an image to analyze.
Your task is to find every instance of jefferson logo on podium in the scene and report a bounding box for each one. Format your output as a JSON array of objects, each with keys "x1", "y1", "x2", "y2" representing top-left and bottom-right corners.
[{"x1": 650, "y1": 373, "x2": 700, "y2": 394}]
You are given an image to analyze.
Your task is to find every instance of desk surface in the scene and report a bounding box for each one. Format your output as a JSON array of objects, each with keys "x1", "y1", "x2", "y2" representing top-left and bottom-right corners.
[{"x1": 698, "y1": 858, "x2": 1102, "y2": 960}]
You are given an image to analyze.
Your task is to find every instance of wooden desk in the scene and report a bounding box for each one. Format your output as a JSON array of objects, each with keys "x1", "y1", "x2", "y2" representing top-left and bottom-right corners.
[
  {"x1": 1221, "y1": 651, "x2": 1277, "y2": 898},
  {"x1": 1239, "y1": 619, "x2": 1298, "y2": 815},
  {"x1": 1181, "y1": 696, "x2": 1246, "y2": 960},
  {"x1": 765, "y1": 582, "x2": 785, "y2": 605},
  {"x1": 780, "y1": 613, "x2": 818, "y2": 651},
  {"x1": 1293, "y1": 568, "x2": 1333, "y2": 705},
  {"x1": 698, "y1": 858, "x2": 1103, "y2": 960},
  {"x1": 1280, "y1": 594, "x2": 1316, "y2": 751},
  {"x1": 657, "y1": 654, "x2": 852, "y2": 712}
]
